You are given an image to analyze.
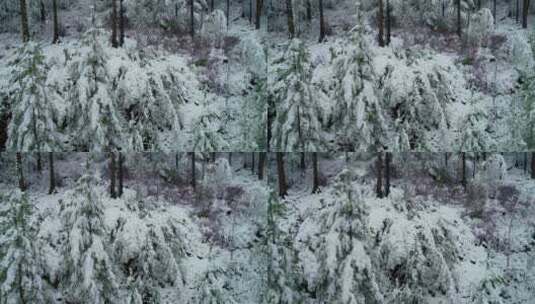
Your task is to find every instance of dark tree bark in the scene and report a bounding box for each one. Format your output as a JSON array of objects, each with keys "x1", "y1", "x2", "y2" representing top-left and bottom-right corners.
[
  {"x1": 276, "y1": 153, "x2": 288, "y2": 198},
  {"x1": 175, "y1": 153, "x2": 180, "y2": 171},
  {"x1": 111, "y1": 0, "x2": 118, "y2": 47},
  {"x1": 378, "y1": 0, "x2": 385, "y2": 46},
  {"x1": 300, "y1": 152, "x2": 306, "y2": 170},
  {"x1": 119, "y1": 0, "x2": 125, "y2": 46},
  {"x1": 250, "y1": 0, "x2": 253, "y2": 23},
  {"x1": 40, "y1": 0, "x2": 46, "y2": 23},
  {"x1": 118, "y1": 152, "x2": 124, "y2": 197},
  {"x1": 110, "y1": 153, "x2": 117, "y2": 198},
  {"x1": 319, "y1": 0, "x2": 325, "y2": 42},
  {"x1": 385, "y1": 152, "x2": 391, "y2": 197},
  {"x1": 228, "y1": 152, "x2": 232, "y2": 166},
  {"x1": 251, "y1": 153, "x2": 255, "y2": 174},
  {"x1": 191, "y1": 0, "x2": 195, "y2": 38},
  {"x1": 445, "y1": 152, "x2": 449, "y2": 168},
  {"x1": 531, "y1": 152, "x2": 535, "y2": 179},
  {"x1": 312, "y1": 152, "x2": 320, "y2": 193},
  {"x1": 286, "y1": 0, "x2": 295, "y2": 38},
  {"x1": 258, "y1": 152, "x2": 266, "y2": 180},
  {"x1": 522, "y1": 0, "x2": 529, "y2": 28},
  {"x1": 386, "y1": 0, "x2": 391, "y2": 45},
  {"x1": 524, "y1": 152, "x2": 527, "y2": 174},
  {"x1": 17, "y1": 153, "x2": 26, "y2": 191},
  {"x1": 48, "y1": 152, "x2": 55, "y2": 194},
  {"x1": 517, "y1": 0, "x2": 520, "y2": 23},
  {"x1": 191, "y1": 152, "x2": 196, "y2": 190},
  {"x1": 256, "y1": 0, "x2": 263, "y2": 29},
  {"x1": 227, "y1": 0, "x2": 230, "y2": 27},
  {"x1": 52, "y1": 0, "x2": 60, "y2": 44},
  {"x1": 20, "y1": 0, "x2": 30, "y2": 42},
  {"x1": 376, "y1": 153, "x2": 384, "y2": 198},
  {"x1": 211, "y1": 0, "x2": 215, "y2": 11},
  {"x1": 457, "y1": 0, "x2": 461, "y2": 37},
  {"x1": 493, "y1": 0, "x2": 496, "y2": 24},
  {"x1": 306, "y1": 0, "x2": 312, "y2": 21},
  {"x1": 37, "y1": 152, "x2": 42, "y2": 172},
  {"x1": 461, "y1": 152, "x2": 467, "y2": 189}
]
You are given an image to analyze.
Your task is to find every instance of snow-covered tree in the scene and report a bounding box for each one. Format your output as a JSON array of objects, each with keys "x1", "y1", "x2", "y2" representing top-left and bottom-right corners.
[
  {"x1": 523, "y1": 26, "x2": 535, "y2": 150},
  {"x1": 457, "y1": 93, "x2": 496, "y2": 151},
  {"x1": 59, "y1": 172, "x2": 120, "y2": 303},
  {"x1": 0, "y1": 190, "x2": 46, "y2": 303},
  {"x1": 331, "y1": 7, "x2": 386, "y2": 151},
  {"x1": 271, "y1": 39, "x2": 324, "y2": 151},
  {"x1": 6, "y1": 42, "x2": 61, "y2": 151},
  {"x1": 192, "y1": 102, "x2": 229, "y2": 151},
  {"x1": 68, "y1": 28, "x2": 124, "y2": 151}
]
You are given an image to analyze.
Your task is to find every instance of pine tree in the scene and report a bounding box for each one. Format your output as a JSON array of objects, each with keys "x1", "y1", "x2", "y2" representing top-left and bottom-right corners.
[
  {"x1": 0, "y1": 190, "x2": 45, "y2": 303},
  {"x1": 271, "y1": 39, "x2": 323, "y2": 151},
  {"x1": 60, "y1": 172, "x2": 120, "y2": 303},
  {"x1": 7, "y1": 42, "x2": 61, "y2": 151}
]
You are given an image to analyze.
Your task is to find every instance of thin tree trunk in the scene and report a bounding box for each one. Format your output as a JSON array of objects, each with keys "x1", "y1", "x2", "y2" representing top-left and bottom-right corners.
[
  {"x1": 306, "y1": 0, "x2": 312, "y2": 21},
  {"x1": 461, "y1": 152, "x2": 467, "y2": 189},
  {"x1": 191, "y1": 152, "x2": 196, "y2": 190},
  {"x1": 457, "y1": 0, "x2": 462, "y2": 36},
  {"x1": 37, "y1": 153, "x2": 42, "y2": 172},
  {"x1": 300, "y1": 152, "x2": 306, "y2": 170},
  {"x1": 176, "y1": 153, "x2": 180, "y2": 171},
  {"x1": 48, "y1": 152, "x2": 55, "y2": 194},
  {"x1": 111, "y1": 0, "x2": 118, "y2": 47},
  {"x1": 524, "y1": 152, "x2": 527, "y2": 174},
  {"x1": 110, "y1": 153, "x2": 117, "y2": 198},
  {"x1": 119, "y1": 0, "x2": 125, "y2": 46},
  {"x1": 376, "y1": 153, "x2": 384, "y2": 198},
  {"x1": 312, "y1": 152, "x2": 320, "y2": 193},
  {"x1": 229, "y1": 152, "x2": 232, "y2": 166},
  {"x1": 386, "y1": 0, "x2": 391, "y2": 45},
  {"x1": 522, "y1": 0, "x2": 529, "y2": 28},
  {"x1": 250, "y1": 0, "x2": 253, "y2": 23},
  {"x1": 516, "y1": 0, "x2": 520, "y2": 23},
  {"x1": 256, "y1": 0, "x2": 263, "y2": 29},
  {"x1": 445, "y1": 152, "x2": 449, "y2": 168},
  {"x1": 53, "y1": 0, "x2": 60, "y2": 44},
  {"x1": 531, "y1": 152, "x2": 535, "y2": 179},
  {"x1": 20, "y1": 0, "x2": 30, "y2": 42},
  {"x1": 385, "y1": 152, "x2": 391, "y2": 197},
  {"x1": 319, "y1": 0, "x2": 325, "y2": 42},
  {"x1": 40, "y1": 0, "x2": 46, "y2": 23},
  {"x1": 191, "y1": 0, "x2": 195, "y2": 38},
  {"x1": 286, "y1": 0, "x2": 295, "y2": 38},
  {"x1": 227, "y1": 0, "x2": 230, "y2": 28},
  {"x1": 493, "y1": 0, "x2": 496, "y2": 24},
  {"x1": 378, "y1": 0, "x2": 385, "y2": 46},
  {"x1": 211, "y1": 0, "x2": 215, "y2": 11},
  {"x1": 118, "y1": 152, "x2": 124, "y2": 197},
  {"x1": 276, "y1": 153, "x2": 288, "y2": 198},
  {"x1": 251, "y1": 153, "x2": 255, "y2": 174},
  {"x1": 17, "y1": 152, "x2": 25, "y2": 191},
  {"x1": 258, "y1": 152, "x2": 265, "y2": 180}
]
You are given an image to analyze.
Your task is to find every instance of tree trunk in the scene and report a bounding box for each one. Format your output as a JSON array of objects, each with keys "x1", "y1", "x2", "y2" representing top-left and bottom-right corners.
[
  {"x1": 312, "y1": 152, "x2": 320, "y2": 193},
  {"x1": 493, "y1": 0, "x2": 496, "y2": 24},
  {"x1": 111, "y1": 0, "x2": 118, "y2": 47},
  {"x1": 378, "y1": 0, "x2": 385, "y2": 47},
  {"x1": 20, "y1": 0, "x2": 30, "y2": 42},
  {"x1": 524, "y1": 152, "x2": 527, "y2": 174},
  {"x1": 286, "y1": 0, "x2": 295, "y2": 38},
  {"x1": 211, "y1": 0, "x2": 215, "y2": 12},
  {"x1": 461, "y1": 152, "x2": 467, "y2": 189},
  {"x1": 385, "y1": 152, "x2": 391, "y2": 197},
  {"x1": 445, "y1": 152, "x2": 449, "y2": 168},
  {"x1": 256, "y1": 0, "x2": 262, "y2": 29},
  {"x1": 228, "y1": 152, "x2": 232, "y2": 166},
  {"x1": 48, "y1": 152, "x2": 55, "y2": 194},
  {"x1": 191, "y1": 152, "x2": 196, "y2": 190},
  {"x1": 522, "y1": 0, "x2": 529, "y2": 28},
  {"x1": 319, "y1": 0, "x2": 325, "y2": 42},
  {"x1": 37, "y1": 152, "x2": 42, "y2": 172},
  {"x1": 53, "y1": 0, "x2": 60, "y2": 44},
  {"x1": 457, "y1": 0, "x2": 461, "y2": 36},
  {"x1": 17, "y1": 153, "x2": 25, "y2": 191},
  {"x1": 118, "y1": 152, "x2": 124, "y2": 197},
  {"x1": 40, "y1": 0, "x2": 46, "y2": 23},
  {"x1": 258, "y1": 152, "x2": 265, "y2": 180},
  {"x1": 119, "y1": 0, "x2": 125, "y2": 46},
  {"x1": 300, "y1": 152, "x2": 306, "y2": 170},
  {"x1": 516, "y1": 0, "x2": 520, "y2": 23},
  {"x1": 191, "y1": 0, "x2": 195, "y2": 38},
  {"x1": 531, "y1": 152, "x2": 535, "y2": 179},
  {"x1": 250, "y1": 0, "x2": 253, "y2": 23},
  {"x1": 376, "y1": 153, "x2": 384, "y2": 198},
  {"x1": 386, "y1": 0, "x2": 391, "y2": 45},
  {"x1": 251, "y1": 153, "x2": 255, "y2": 174},
  {"x1": 276, "y1": 153, "x2": 288, "y2": 198},
  {"x1": 110, "y1": 153, "x2": 117, "y2": 198},
  {"x1": 227, "y1": 0, "x2": 230, "y2": 28}
]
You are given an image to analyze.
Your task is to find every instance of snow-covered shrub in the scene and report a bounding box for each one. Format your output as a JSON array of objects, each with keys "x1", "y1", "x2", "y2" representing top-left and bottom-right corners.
[
  {"x1": 192, "y1": 101, "x2": 229, "y2": 151},
  {"x1": 0, "y1": 190, "x2": 47, "y2": 303},
  {"x1": 466, "y1": 9, "x2": 494, "y2": 48},
  {"x1": 239, "y1": 35, "x2": 267, "y2": 79},
  {"x1": 201, "y1": 10, "x2": 227, "y2": 47},
  {"x1": 59, "y1": 173, "x2": 120, "y2": 303},
  {"x1": 6, "y1": 42, "x2": 61, "y2": 151},
  {"x1": 457, "y1": 93, "x2": 496, "y2": 151},
  {"x1": 192, "y1": 261, "x2": 238, "y2": 304},
  {"x1": 510, "y1": 33, "x2": 534, "y2": 77}
]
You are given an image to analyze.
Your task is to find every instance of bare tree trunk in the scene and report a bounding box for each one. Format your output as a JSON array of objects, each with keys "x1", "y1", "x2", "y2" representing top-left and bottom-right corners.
[
  {"x1": 385, "y1": 152, "x2": 391, "y2": 197},
  {"x1": 319, "y1": 0, "x2": 325, "y2": 42},
  {"x1": 118, "y1": 152, "x2": 124, "y2": 197},
  {"x1": 191, "y1": 152, "x2": 196, "y2": 190},
  {"x1": 445, "y1": 152, "x2": 449, "y2": 168},
  {"x1": 524, "y1": 152, "x2": 527, "y2": 174},
  {"x1": 119, "y1": 0, "x2": 125, "y2": 46},
  {"x1": 258, "y1": 152, "x2": 265, "y2": 180},
  {"x1": 531, "y1": 152, "x2": 535, "y2": 179},
  {"x1": 516, "y1": 0, "x2": 520, "y2": 23},
  {"x1": 256, "y1": 0, "x2": 263, "y2": 29},
  {"x1": 37, "y1": 152, "x2": 42, "y2": 173},
  {"x1": 110, "y1": 153, "x2": 117, "y2": 198},
  {"x1": 250, "y1": 0, "x2": 253, "y2": 23},
  {"x1": 276, "y1": 153, "x2": 288, "y2": 197},
  {"x1": 251, "y1": 153, "x2": 255, "y2": 174},
  {"x1": 211, "y1": 0, "x2": 215, "y2": 11},
  {"x1": 111, "y1": 0, "x2": 118, "y2": 47},
  {"x1": 228, "y1": 152, "x2": 232, "y2": 166},
  {"x1": 40, "y1": 0, "x2": 46, "y2": 23},
  {"x1": 17, "y1": 153, "x2": 26, "y2": 191},
  {"x1": 457, "y1": 0, "x2": 461, "y2": 36},
  {"x1": 53, "y1": 0, "x2": 60, "y2": 44},
  {"x1": 286, "y1": 0, "x2": 295, "y2": 38},
  {"x1": 227, "y1": 0, "x2": 230, "y2": 27},
  {"x1": 376, "y1": 153, "x2": 384, "y2": 198},
  {"x1": 386, "y1": 0, "x2": 391, "y2": 45},
  {"x1": 48, "y1": 152, "x2": 55, "y2": 194},
  {"x1": 312, "y1": 152, "x2": 320, "y2": 193},
  {"x1": 378, "y1": 0, "x2": 385, "y2": 46},
  {"x1": 493, "y1": 0, "x2": 496, "y2": 24},
  {"x1": 522, "y1": 0, "x2": 529, "y2": 28},
  {"x1": 461, "y1": 152, "x2": 467, "y2": 189},
  {"x1": 306, "y1": 0, "x2": 312, "y2": 21},
  {"x1": 20, "y1": 0, "x2": 30, "y2": 42},
  {"x1": 300, "y1": 152, "x2": 306, "y2": 170},
  {"x1": 191, "y1": 0, "x2": 195, "y2": 38}
]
